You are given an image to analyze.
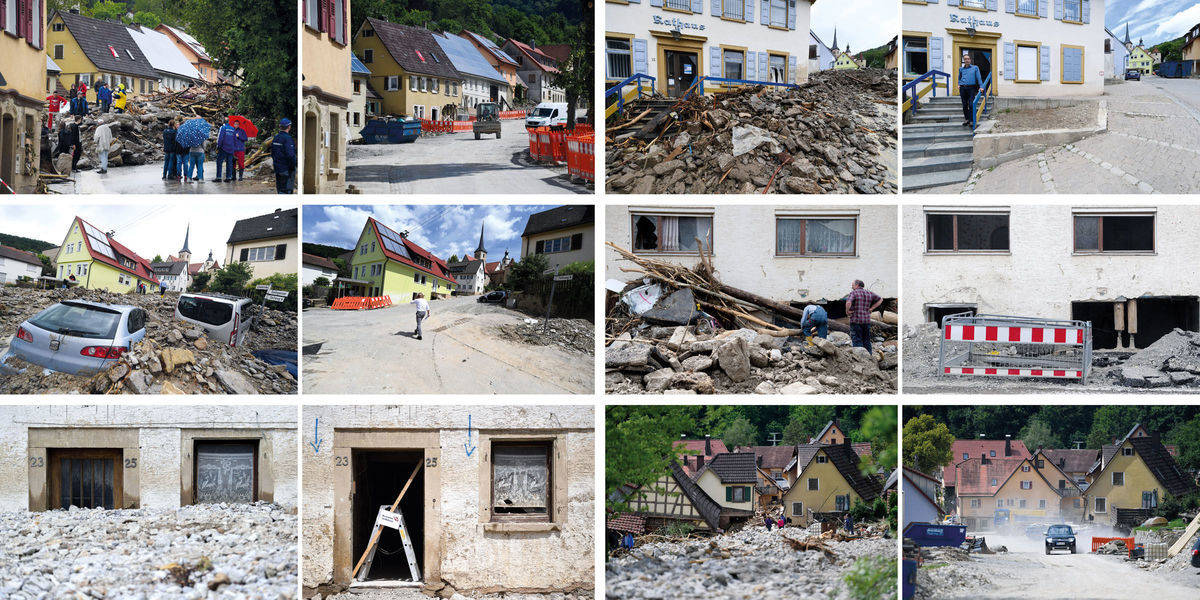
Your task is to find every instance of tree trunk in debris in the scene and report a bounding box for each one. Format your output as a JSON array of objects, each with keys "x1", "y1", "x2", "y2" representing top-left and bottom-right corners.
[{"x1": 714, "y1": 283, "x2": 892, "y2": 333}]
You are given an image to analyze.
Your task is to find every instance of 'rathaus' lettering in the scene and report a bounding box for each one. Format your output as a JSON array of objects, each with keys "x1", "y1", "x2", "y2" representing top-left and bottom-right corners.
[{"x1": 652, "y1": 15, "x2": 707, "y2": 31}]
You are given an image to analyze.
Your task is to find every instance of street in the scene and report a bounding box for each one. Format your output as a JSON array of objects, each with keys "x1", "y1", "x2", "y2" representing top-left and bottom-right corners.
[
  {"x1": 301, "y1": 295, "x2": 593, "y2": 394},
  {"x1": 921, "y1": 534, "x2": 1199, "y2": 599},
  {"x1": 925, "y1": 76, "x2": 1200, "y2": 194},
  {"x1": 47, "y1": 162, "x2": 277, "y2": 194},
  {"x1": 344, "y1": 119, "x2": 591, "y2": 194}
]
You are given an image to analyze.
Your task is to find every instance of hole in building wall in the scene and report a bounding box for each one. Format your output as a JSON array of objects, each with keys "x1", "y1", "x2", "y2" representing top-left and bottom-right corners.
[
  {"x1": 1135, "y1": 296, "x2": 1199, "y2": 348},
  {"x1": 1072, "y1": 302, "x2": 1122, "y2": 350},
  {"x1": 352, "y1": 450, "x2": 425, "y2": 581},
  {"x1": 926, "y1": 304, "x2": 978, "y2": 328}
]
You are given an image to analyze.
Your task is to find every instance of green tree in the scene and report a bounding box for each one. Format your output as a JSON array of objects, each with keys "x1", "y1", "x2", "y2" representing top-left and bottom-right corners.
[
  {"x1": 331, "y1": 257, "x2": 350, "y2": 277},
  {"x1": 132, "y1": 11, "x2": 161, "y2": 28},
  {"x1": 1168, "y1": 415, "x2": 1200, "y2": 472},
  {"x1": 903, "y1": 414, "x2": 954, "y2": 474},
  {"x1": 448, "y1": 254, "x2": 459, "y2": 263},
  {"x1": 859, "y1": 406, "x2": 898, "y2": 475},
  {"x1": 551, "y1": 45, "x2": 593, "y2": 129},
  {"x1": 37, "y1": 254, "x2": 54, "y2": 276},
  {"x1": 189, "y1": 271, "x2": 211, "y2": 291},
  {"x1": 313, "y1": 276, "x2": 331, "y2": 287},
  {"x1": 505, "y1": 253, "x2": 549, "y2": 291},
  {"x1": 606, "y1": 406, "x2": 694, "y2": 510},
  {"x1": 722, "y1": 417, "x2": 758, "y2": 449},
  {"x1": 152, "y1": 254, "x2": 163, "y2": 263},
  {"x1": 1019, "y1": 418, "x2": 1062, "y2": 452},
  {"x1": 87, "y1": 0, "x2": 129, "y2": 22},
  {"x1": 781, "y1": 405, "x2": 836, "y2": 444},
  {"x1": 1086, "y1": 406, "x2": 1144, "y2": 449},
  {"x1": 209, "y1": 261, "x2": 254, "y2": 295}
]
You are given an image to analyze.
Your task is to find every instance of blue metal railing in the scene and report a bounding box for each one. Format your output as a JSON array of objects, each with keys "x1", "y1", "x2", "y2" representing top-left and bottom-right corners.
[
  {"x1": 682, "y1": 75, "x2": 800, "y2": 100},
  {"x1": 970, "y1": 73, "x2": 993, "y2": 130},
  {"x1": 605, "y1": 73, "x2": 656, "y2": 117},
  {"x1": 902, "y1": 70, "x2": 950, "y2": 115}
]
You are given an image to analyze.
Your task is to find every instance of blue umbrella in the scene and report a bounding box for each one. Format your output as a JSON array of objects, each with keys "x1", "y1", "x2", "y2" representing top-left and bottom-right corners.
[{"x1": 175, "y1": 118, "x2": 211, "y2": 148}]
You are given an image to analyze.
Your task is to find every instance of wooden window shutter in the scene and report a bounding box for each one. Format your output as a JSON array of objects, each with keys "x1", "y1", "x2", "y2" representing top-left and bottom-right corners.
[
  {"x1": 342, "y1": 0, "x2": 348, "y2": 44},
  {"x1": 1, "y1": 0, "x2": 6, "y2": 31},
  {"x1": 16, "y1": 0, "x2": 26, "y2": 39},
  {"x1": 239, "y1": 248, "x2": 249, "y2": 261},
  {"x1": 275, "y1": 244, "x2": 287, "y2": 260},
  {"x1": 726, "y1": 486, "x2": 733, "y2": 501},
  {"x1": 570, "y1": 232, "x2": 583, "y2": 251},
  {"x1": 319, "y1": 0, "x2": 329, "y2": 33}
]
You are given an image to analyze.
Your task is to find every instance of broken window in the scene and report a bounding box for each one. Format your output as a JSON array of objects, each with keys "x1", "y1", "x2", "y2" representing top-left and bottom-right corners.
[
  {"x1": 808, "y1": 477, "x2": 819, "y2": 491},
  {"x1": 926, "y1": 213, "x2": 1009, "y2": 252},
  {"x1": 1112, "y1": 472, "x2": 1124, "y2": 486},
  {"x1": 632, "y1": 214, "x2": 713, "y2": 253},
  {"x1": 492, "y1": 442, "x2": 550, "y2": 520},
  {"x1": 835, "y1": 494, "x2": 850, "y2": 511},
  {"x1": 195, "y1": 442, "x2": 257, "y2": 504},
  {"x1": 776, "y1": 217, "x2": 856, "y2": 256},
  {"x1": 48, "y1": 449, "x2": 122, "y2": 510},
  {"x1": 1073, "y1": 215, "x2": 1154, "y2": 252}
]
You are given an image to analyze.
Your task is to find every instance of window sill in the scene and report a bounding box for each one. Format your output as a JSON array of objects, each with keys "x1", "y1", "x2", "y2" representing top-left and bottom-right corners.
[
  {"x1": 1014, "y1": 13, "x2": 1041, "y2": 19},
  {"x1": 484, "y1": 521, "x2": 560, "y2": 533},
  {"x1": 661, "y1": 6, "x2": 692, "y2": 14},
  {"x1": 774, "y1": 254, "x2": 858, "y2": 258},
  {"x1": 720, "y1": 17, "x2": 748, "y2": 24},
  {"x1": 924, "y1": 251, "x2": 1011, "y2": 255},
  {"x1": 633, "y1": 250, "x2": 715, "y2": 256},
  {"x1": 958, "y1": 5, "x2": 988, "y2": 12},
  {"x1": 1072, "y1": 251, "x2": 1155, "y2": 256},
  {"x1": 768, "y1": 25, "x2": 789, "y2": 31},
  {"x1": 1063, "y1": 19, "x2": 1083, "y2": 25},
  {"x1": 1014, "y1": 79, "x2": 1042, "y2": 84}
]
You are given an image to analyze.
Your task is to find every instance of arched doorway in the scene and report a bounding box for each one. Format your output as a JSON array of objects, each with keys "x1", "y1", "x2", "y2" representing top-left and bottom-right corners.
[{"x1": 303, "y1": 110, "x2": 318, "y2": 194}]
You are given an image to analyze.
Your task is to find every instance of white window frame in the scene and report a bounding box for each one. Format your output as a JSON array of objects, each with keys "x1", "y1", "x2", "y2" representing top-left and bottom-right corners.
[
  {"x1": 1112, "y1": 472, "x2": 1124, "y2": 486},
  {"x1": 1095, "y1": 497, "x2": 1107, "y2": 513},
  {"x1": 386, "y1": 76, "x2": 399, "y2": 91},
  {"x1": 1016, "y1": 44, "x2": 1040, "y2": 83},
  {"x1": 247, "y1": 246, "x2": 277, "y2": 262}
]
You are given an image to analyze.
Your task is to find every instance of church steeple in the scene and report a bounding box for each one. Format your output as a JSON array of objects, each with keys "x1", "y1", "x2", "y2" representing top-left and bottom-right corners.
[
  {"x1": 473, "y1": 223, "x2": 487, "y2": 261},
  {"x1": 178, "y1": 224, "x2": 192, "y2": 263},
  {"x1": 831, "y1": 28, "x2": 839, "y2": 52},
  {"x1": 1123, "y1": 22, "x2": 1131, "y2": 45}
]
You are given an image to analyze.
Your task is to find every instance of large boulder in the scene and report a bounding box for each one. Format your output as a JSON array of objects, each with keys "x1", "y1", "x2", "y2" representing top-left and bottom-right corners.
[{"x1": 716, "y1": 337, "x2": 751, "y2": 382}]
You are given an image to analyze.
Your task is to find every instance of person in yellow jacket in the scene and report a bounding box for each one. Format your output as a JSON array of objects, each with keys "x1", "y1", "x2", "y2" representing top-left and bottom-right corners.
[{"x1": 113, "y1": 84, "x2": 128, "y2": 113}]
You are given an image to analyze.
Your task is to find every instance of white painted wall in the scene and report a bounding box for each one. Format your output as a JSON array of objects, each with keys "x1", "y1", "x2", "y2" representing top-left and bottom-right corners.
[
  {"x1": 903, "y1": 0, "x2": 1105, "y2": 97},
  {"x1": 902, "y1": 204, "x2": 1200, "y2": 325},
  {"x1": 904, "y1": 485, "x2": 944, "y2": 529},
  {"x1": 302, "y1": 263, "x2": 338, "y2": 286},
  {"x1": 0, "y1": 255, "x2": 43, "y2": 283},
  {"x1": 606, "y1": 204, "x2": 898, "y2": 304}
]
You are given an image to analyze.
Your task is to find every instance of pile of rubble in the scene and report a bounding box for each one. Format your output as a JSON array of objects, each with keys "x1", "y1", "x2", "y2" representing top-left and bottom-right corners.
[
  {"x1": 43, "y1": 85, "x2": 275, "y2": 180},
  {"x1": 0, "y1": 286, "x2": 297, "y2": 395},
  {"x1": 605, "y1": 68, "x2": 897, "y2": 194},
  {"x1": 607, "y1": 521, "x2": 894, "y2": 599},
  {"x1": 1097, "y1": 539, "x2": 1130, "y2": 555},
  {"x1": 1113, "y1": 328, "x2": 1200, "y2": 388},
  {"x1": 495, "y1": 317, "x2": 595, "y2": 355},
  {"x1": 319, "y1": 589, "x2": 593, "y2": 600},
  {"x1": 0, "y1": 502, "x2": 296, "y2": 598},
  {"x1": 605, "y1": 243, "x2": 896, "y2": 394}
]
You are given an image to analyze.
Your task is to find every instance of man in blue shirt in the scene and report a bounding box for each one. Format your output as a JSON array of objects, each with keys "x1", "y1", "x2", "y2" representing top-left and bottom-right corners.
[
  {"x1": 959, "y1": 53, "x2": 983, "y2": 127},
  {"x1": 271, "y1": 118, "x2": 297, "y2": 194},
  {"x1": 799, "y1": 304, "x2": 828, "y2": 339}
]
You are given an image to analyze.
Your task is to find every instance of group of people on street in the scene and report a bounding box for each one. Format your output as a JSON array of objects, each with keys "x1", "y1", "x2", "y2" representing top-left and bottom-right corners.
[
  {"x1": 47, "y1": 81, "x2": 130, "y2": 128},
  {"x1": 795, "y1": 280, "x2": 884, "y2": 352}
]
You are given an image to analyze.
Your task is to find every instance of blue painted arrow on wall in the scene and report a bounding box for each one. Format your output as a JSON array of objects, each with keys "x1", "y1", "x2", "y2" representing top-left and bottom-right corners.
[
  {"x1": 309, "y1": 417, "x2": 323, "y2": 454},
  {"x1": 464, "y1": 414, "x2": 476, "y2": 457}
]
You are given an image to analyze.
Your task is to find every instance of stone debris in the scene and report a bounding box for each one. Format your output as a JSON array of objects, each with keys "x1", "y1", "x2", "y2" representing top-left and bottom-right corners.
[
  {"x1": 317, "y1": 589, "x2": 594, "y2": 600},
  {"x1": 0, "y1": 286, "x2": 297, "y2": 394},
  {"x1": 0, "y1": 502, "x2": 296, "y2": 599},
  {"x1": 605, "y1": 68, "x2": 897, "y2": 194},
  {"x1": 494, "y1": 317, "x2": 595, "y2": 355},
  {"x1": 607, "y1": 521, "x2": 894, "y2": 599}
]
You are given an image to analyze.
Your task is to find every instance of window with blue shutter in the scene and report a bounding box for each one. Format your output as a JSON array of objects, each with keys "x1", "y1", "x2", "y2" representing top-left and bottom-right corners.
[
  {"x1": 930, "y1": 37, "x2": 944, "y2": 72},
  {"x1": 650, "y1": 0, "x2": 662, "y2": 7},
  {"x1": 692, "y1": 0, "x2": 703, "y2": 14},
  {"x1": 1062, "y1": 46, "x2": 1083, "y2": 83},
  {"x1": 1037, "y1": 0, "x2": 1048, "y2": 18},
  {"x1": 746, "y1": 50, "x2": 756, "y2": 80},
  {"x1": 788, "y1": 56, "x2": 797, "y2": 83},
  {"x1": 711, "y1": 0, "x2": 721, "y2": 17},
  {"x1": 710, "y1": 46, "x2": 722, "y2": 77},
  {"x1": 949, "y1": 0, "x2": 959, "y2": 6},
  {"x1": 632, "y1": 38, "x2": 648, "y2": 77},
  {"x1": 1005, "y1": 0, "x2": 1016, "y2": 14},
  {"x1": 1040, "y1": 45, "x2": 1051, "y2": 81},
  {"x1": 787, "y1": 0, "x2": 796, "y2": 30},
  {"x1": 1081, "y1": 0, "x2": 1090, "y2": 23},
  {"x1": 1054, "y1": 0, "x2": 1063, "y2": 20},
  {"x1": 760, "y1": 52, "x2": 770, "y2": 82},
  {"x1": 987, "y1": 0, "x2": 997, "y2": 10},
  {"x1": 760, "y1": 0, "x2": 769, "y2": 25},
  {"x1": 1004, "y1": 42, "x2": 1016, "y2": 80},
  {"x1": 743, "y1": 0, "x2": 754, "y2": 22}
]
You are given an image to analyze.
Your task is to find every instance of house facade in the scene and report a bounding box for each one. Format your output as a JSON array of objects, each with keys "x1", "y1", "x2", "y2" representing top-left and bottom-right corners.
[
  {"x1": 608, "y1": 204, "x2": 898, "y2": 306},
  {"x1": 460, "y1": 31, "x2": 521, "y2": 105},
  {"x1": 904, "y1": 204, "x2": 1200, "y2": 351},
  {"x1": 224, "y1": 208, "x2": 298, "y2": 279},
  {"x1": 301, "y1": 405, "x2": 593, "y2": 592},
  {"x1": 353, "y1": 19, "x2": 463, "y2": 120},
  {"x1": 349, "y1": 54, "x2": 372, "y2": 141},
  {"x1": 0, "y1": 245, "x2": 44, "y2": 284},
  {"x1": 343, "y1": 217, "x2": 455, "y2": 300},
  {"x1": 955, "y1": 456, "x2": 1073, "y2": 529},
  {"x1": 1103, "y1": 27, "x2": 1129, "y2": 78},
  {"x1": 302, "y1": 252, "x2": 340, "y2": 286},
  {"x1": 833, "y1": 49, "x2": 861, "y2": 69},
  {"x1": 902, "y1": 467, "x2": 945, "y2": 529},
  {"x1": 0, "y1": 0, "x2": 45, "y2": 194},
  {"x1": 939, "y1": 437, "x2": 1030, "y2": 513},
  {"x1": 0, "y1": 405, "x2": 296, "y2": 512},
  {"x1": 302, "y1": 0, "x2": 352, "y2": 194},
  {"x1": 55, "y1": 216, "x2": 159, "y2": 292},
  {"x1": 504, "y1": 39, "x2": 565, "y2": 104},
  {"x1": 901, "y1": 0, "x2": 1105, "y2": 97},
  {"x1": 605, "y1": 0, "x2": 813, "y2": 96},
  {"x1": 155, "y1": 25, "x2": 219, "y2": 84},
  {"x1": 521, "y1": 205, "x2": 596, "y2": 272},
  {"x1": 782, "y1": 442, "x2": 881, "y2": 525},
  {"x1": 433, "y1": 31, "x2": 510, "y2": 113},
  {"x1": 126, "y1": 25, "x2": 202, "y2": 91},
  {"x1": 1084, "y1": 425, "x2": 1197, "y2": 524},
  {"x1": 1127, "y1": 43, "x2": 1153, "y2": 74},
  {"x1": 809, "y1": 30, "x2": 835, "y2": 72},
  {"x1": 448, "y1": 229, "x2": 490, "y2": 295},
  {"x1": 48, "y1": 11, "x2": 160, "y2": 102},
  {"x1": 694, "y1": 452, "x2": 758, "y2": 514},
  {"x1": 1184, "y1": 22, "x2": 1200, "y2": 63}
]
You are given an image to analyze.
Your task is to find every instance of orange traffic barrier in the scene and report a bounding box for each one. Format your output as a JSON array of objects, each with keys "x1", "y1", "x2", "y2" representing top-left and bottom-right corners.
[
  {"x1": 451, "y1": 121, "x2": 473, "y2": 132},
  {"x1": 500, "y1": 110, "x2": 526, "y2": 120},
  {"x1": 565, "y1": 133, "x2": 595, "y2": 182},
  {"x1": 528, "y1": 125, "x2": 594, "y2": 166},
  {"x1": 1091, "y1": 536, "x2": 1135, "y2": 556},
  {"x1": 331, "y1": 296, "x2": 394, "y2": 310}
]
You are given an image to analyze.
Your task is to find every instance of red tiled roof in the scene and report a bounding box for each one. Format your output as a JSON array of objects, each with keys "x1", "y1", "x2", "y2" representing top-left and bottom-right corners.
[
  {"x1": 303, "y1": 252, "x2": 338, "y2": 271},
  {"x1": 484, "y1": 261, "x2": 500, "y2": 274},
  {"x1": 367, "y1": 217, "x2": 455, "y2": 284},
  {"x1": 852, "y1": 442, "x2": 873, "y2": 459},
  {"x1": 0, "y1": 244, "x2": 41, "y2": 267},
  {"x1": 506, "y1": 38, "x2": 559, "y2": 74},
  {"x1": 674, "y1": 439, "x2": 729, "y2": 456},
  {"x1": 606, "y1": 513, "x2": 646, "y2": 535},
  {"x1": 734, "y1": 446, "x2": 795, "y2": 470},
  {"x1": 538, "y1": 44, "x2": 572, "y2": 62},
  {"x1": 188, "y1": 261, "x2": 216, "y2": 275},
  {"x1": 954, "y1": 457, "x2": 1026, "y2": 496},
  {"x1": 75, "y1": 217, "x2": 159, "y2": 284},
  {"x1": 1041, "y1": 449, "x2": 1099, "y2": 474},
  {"x1": 941, "y1": 439, "x2": 1031, "y2": 487}
]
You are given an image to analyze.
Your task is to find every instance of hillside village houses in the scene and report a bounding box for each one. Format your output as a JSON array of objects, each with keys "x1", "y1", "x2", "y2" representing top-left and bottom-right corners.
[
  {"x1": 48, "y1": 11, "x2": 161, "y2": 102},
  {"x1": 606, "y1": 0, "x2": 812, "y2": 97},
  {"x1": 354, "y1": 19, "x2": 462, "y2": 121},
  {"x1": 1126, "y1": 40, "x2": 1154, "y2": 75},
  {"x1": 150, "y1": 225, "x2": 219, "y2": 292},
  {"x1": 0, "y1": 246, "x2": 44, "y2": 285},
  {"x1": 446, "y1": 225, "x2": 493, "y2": 295},
  {"x1": 54, "y1": 216, "x2": 160, "y2": 293},
  {"x1": 127, "y1": 25, "x2": 203, "y2": 91},
  {"x1": 1082, "y1": 424, "x2": 1196, "y2": 526},
  {"x1": 224, "y1": 208, "x2": 298, "y2": 279},
  {"x1": 504, "y1": 39, "x2": 566, "y2": 103},
  {"x1": 0, "y1": 0, "x2": 46, "y2": 193},
  {"x1": 952, "y1": 451, "x2": 1083, "y2": 529},
  {"x1": 302, "y1": 0, "x2": 352, "y2": 194},
  {"x1": 461, "y1": 30, "x2": 522, "y2": 105},
  {"x1": 434, "y1": 30, "x2": 512, "y2": 112},
  {"x1": 521, "y1": 204, "x2": 596, "y2": 272},
  {"x1": 155, "y1": 25, "x2": 220, "y2": 84},
  {"x1": 902, "y1": 0, "x2": 1105, "y2": 98},
  {"x1": 903, "y1": 204, "x2": 1200, "y2": 352},
  {"x1": 341, "y1": 216, "x2": 455, "y2": 300}
]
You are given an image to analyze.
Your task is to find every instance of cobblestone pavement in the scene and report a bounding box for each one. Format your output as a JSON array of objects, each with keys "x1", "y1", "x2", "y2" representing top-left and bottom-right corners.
[{"x1": 923, "y1": 76, "x2": 1200, "y2": 194}]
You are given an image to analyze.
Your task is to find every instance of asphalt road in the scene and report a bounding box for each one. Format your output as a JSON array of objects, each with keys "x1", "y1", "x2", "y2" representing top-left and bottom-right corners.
[
  {"x1": 47, "y1": 162, "x2": 277, "y2": 194},
  {"x1": 344, "y1": 119, "x2": 591, "y2": 194},
  {"x1": 301, "y1": 294, "x2": 593, "y2": 394}
]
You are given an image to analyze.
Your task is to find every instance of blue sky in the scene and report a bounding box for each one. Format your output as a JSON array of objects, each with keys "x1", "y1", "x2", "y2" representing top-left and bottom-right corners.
[
  {"x1": 812, "y1": 0, "x2": 899, "y2": 56},
  {"x1": 302, "y1": 205, "x2": 562, "y2": 263},
  {"x1": 1106, "y1": 0, "x2": 1200, "y2": 46}
]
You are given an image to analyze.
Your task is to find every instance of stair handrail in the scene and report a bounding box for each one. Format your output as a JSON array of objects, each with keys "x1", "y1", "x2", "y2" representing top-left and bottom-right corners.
[
  {"x1": 688, "y1": 75, "x2": 801, "y2": 97},
  {"x1": 902, "y1": 70, "x2": 950, "y2": 116},
  {"x1": 971, "y1": 73, "x2": 993, "y2": 130},
  {"x1": 605, "y1": 73, "x2": 657, "y2": 118}
]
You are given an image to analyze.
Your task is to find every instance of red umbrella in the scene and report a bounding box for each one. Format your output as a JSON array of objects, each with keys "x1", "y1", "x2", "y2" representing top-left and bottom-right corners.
[{"x1": 228, "y1": 115, "x2": 258, "y2": 138}]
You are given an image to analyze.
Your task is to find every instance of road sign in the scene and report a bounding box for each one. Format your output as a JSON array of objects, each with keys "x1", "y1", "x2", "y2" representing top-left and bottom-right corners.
[
  {"x1": 553, "y1": 274, "x2": 574, "y2": 281},
  {"x1": 543, "y1": 269, "x2": 556, "y2": 276},
  {"x1": 255, "y1": 285, "x2": 271, "y2": 291},
  {"x1": 265, "y1": 291, "x2": 289, "y2": 302}
]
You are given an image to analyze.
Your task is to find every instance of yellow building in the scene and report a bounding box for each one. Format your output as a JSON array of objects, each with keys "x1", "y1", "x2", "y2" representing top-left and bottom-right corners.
[
  {"x1": 47, "y1": 11, "x2": 161, "y2": 103},
  {"x1": 1, "y1": 0, "x2": 47, "y2": 194},
  {"x1": 340, "y1": 217, "x2": 455, "y2": 301},
  {"x1": 55, "y1": 217, "x2": 159, "y2": 293},
  {"x1": 223, "y1": 208, "x2": 298, "y2": 279},
  {"x1": 885, "y1": 36, "x2": 898, "y2": 70},
  {"x1": 1183, "y1": 23, "x2": 1200, "y2": 62},
  {"x1": 813, "y1": 420, "x2": 850, "y2": 445},
  {"x1": 781, "y1": 443, "x2": 882, "y2": 526},
  {"x1": 694, "y1": 453, "x2": 758, "y2": 516},
  {"x1": 352, "y1": 18, "x2": 463, "y2": 121},
  {"x1": 302, "y1": 0, "x2": 352, "y2": 194},
  {"x1": 1127, "y1": 45, "x2": 1154, "y2": 74},
  {"x1": 955, "y1": 454, "x2": 1085, "y2": 530},
  {"x1": 834, "y1": 50, "x2": 863, "y2": 70},
  {"x1": 1084, "y1": 425, "x2": 1196, "y2": 525},
  {"x1": 519, "y1": 205, "x2": 595, "y2": 272}
]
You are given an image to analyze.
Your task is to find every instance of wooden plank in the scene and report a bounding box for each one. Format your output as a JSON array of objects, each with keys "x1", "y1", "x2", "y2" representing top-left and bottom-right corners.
[
  {"x1": 1168, "y1": 511, "x2": 1200, "y2": 556},
  {"x1": 351, "y1": 463, "x2": 422, "y2": 579}
]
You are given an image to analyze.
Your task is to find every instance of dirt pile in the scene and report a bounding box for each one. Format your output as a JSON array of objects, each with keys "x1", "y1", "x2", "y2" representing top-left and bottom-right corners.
[
  {"x1": 605, "y1": 68, "x2": 897, "y2": 194},
  {"x1": 495, "y1": 317, "x2": 595, "y2": 355},
  {"x1": 0, "y1": 286, "x2": 297, "y2": 395},
  {"x1": 1114, "y1": 328, "x2": 1200, "y2": 388}
]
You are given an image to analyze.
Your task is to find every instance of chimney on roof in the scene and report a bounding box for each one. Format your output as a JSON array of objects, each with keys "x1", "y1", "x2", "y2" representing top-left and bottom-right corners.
[
  {"x1": 704, "y1": 435, "x2": 712, "y2": 455},
  {"x1": 1005, "y1": 435, "x2": 1012, "y2": 456},
  {"x1": 695, "y1": 455, "x2": 705, "y2": 470}
]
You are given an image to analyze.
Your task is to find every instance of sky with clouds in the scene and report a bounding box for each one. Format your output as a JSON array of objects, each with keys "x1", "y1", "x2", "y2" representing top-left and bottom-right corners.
[
  {"x1": 812, "y1": 0, "x2": 899, "y2": 55},
  {"x1": 302, "y1": 205, "x2": 563, "y2": 263},
  {"x1": 1106, "y1": 0, "x2": 1200, "y2": 46},
  {"x1": 1, "y1": 203, "x2": 292, "y2": 264}
]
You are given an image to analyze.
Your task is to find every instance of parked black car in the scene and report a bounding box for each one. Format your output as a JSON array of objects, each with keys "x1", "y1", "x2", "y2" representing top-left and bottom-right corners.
[
  {"x1": 1045, "y1": 524, "x2": 1077, "y2": 554},
  {"x1": 478, "y1": 290, "x2": 508, "y2": 304}
]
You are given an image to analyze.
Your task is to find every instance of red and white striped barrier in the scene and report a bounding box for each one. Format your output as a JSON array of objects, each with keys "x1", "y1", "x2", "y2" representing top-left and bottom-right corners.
[
  {"x1": 943, "y1": 367, "x2": 1084, "y2": 379},
  {"x1": 943, "y1": 324, "x2": 1085, "y2": 345}
]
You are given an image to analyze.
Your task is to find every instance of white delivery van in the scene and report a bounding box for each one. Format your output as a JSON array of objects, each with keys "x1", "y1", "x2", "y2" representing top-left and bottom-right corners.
[{"x1": 525, "y1": 102, "x2": 570, "y2": 128}]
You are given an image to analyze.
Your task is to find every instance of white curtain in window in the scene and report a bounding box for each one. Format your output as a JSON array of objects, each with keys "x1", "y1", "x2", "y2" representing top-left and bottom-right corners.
[
  {"x1": 660, "y1": 216, "x2": 680, "y2": 251},
  {"x1": 777, "y1": 219, "x2": 803, "y2": 253},
  {"x1": 807, "y1": 219, "x2": 855, "y2": 253}
]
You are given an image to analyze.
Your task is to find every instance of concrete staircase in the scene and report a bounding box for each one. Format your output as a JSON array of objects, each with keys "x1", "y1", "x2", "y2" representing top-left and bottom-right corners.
[
  {"x1": 903, "y1": 96, "x2": 991, "y2": 191},
  {"x1": 611, "y1": 98, "x2": 679, "y2": 140}
]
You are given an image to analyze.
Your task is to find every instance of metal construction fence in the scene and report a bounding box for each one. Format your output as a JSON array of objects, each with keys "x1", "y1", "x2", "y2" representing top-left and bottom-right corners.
[{"x1": 938, "y1": 313, "x2": 1092, "y2": 382}]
